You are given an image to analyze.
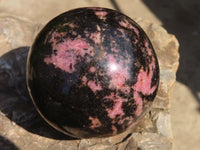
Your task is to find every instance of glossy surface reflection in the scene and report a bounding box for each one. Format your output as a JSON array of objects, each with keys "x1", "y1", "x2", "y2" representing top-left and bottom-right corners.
[{"x1": 27, "y1": 7, "x2": 159, "y2": 138}]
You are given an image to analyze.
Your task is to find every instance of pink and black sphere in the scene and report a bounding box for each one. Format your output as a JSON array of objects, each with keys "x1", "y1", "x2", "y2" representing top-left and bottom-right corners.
[{"x1": 26, "y1": 7, "x2": 159, "y2": 138}]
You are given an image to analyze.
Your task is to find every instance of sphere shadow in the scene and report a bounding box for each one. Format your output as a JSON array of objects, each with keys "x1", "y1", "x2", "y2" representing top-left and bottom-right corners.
[
  {"x1": 0, "y1": 135, "x2": 19, "y2": 150},
  {"x1": 0, "y1": 47, "x2": 76, "y2": 140}
]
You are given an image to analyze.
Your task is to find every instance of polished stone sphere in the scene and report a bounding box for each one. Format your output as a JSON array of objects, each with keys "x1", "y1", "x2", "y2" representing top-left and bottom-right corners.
[{"x1": 27, "y1": 7, "x2": 159, "y2": 138}]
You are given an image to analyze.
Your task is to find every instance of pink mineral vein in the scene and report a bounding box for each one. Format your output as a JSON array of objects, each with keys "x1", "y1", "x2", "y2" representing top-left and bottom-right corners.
[
  {"x1": 89, "y1": 66, "x2": 96, "y2": 72},
  {"x1": 95, "y1": 11, "x2": 108, "y2": 16},
  {"x1": 144, "y1": 40, "x2": 153, "y2": 56},
  {"x1": 90, "y1": 31, "x2": 101, "y2": 44},
  {"x1": 133, "y1": 60, "x2": 157, "y2": 95},
  {"x1": 104, "y1": 92, "x2": 115, "y2": 100},
  {"x1": 121, "y1": 85, "x2": 131, "y2": 94},
  {"x1": 104, "y1": 93, "x2": 125, "y2": 119},
  {"x1": 119, "y1": 20, "x2": 139, "y2": 37},
  {"x1": 89, "y1": 116, "x2": 102, "y2": 129},
  {"x1": 63, "y1": 23, "x2": 77, "y2": 28},
  {"x1": 95, "y1": 11, "x2": 108, "y2": 20},
  {"x1": 133, "y1": 91, "x2": 143, "y2": 116},
  {"x1": 106, "y1": 54, "x2": 130, "y2": 89},
  {"x1": 106, "y1": 100, "x2": 124, "y2": 119},
  {"x1": 44, "y1": 32, "x2": 94, "y2": 73},
  {"x1": 87, "y1": 80, "x2": 102, "y2": 93},
  {"x1": 81, "y1": 76, "x2": 87, "y2": 85},
  {"x1": 132, "y1": 54, "x2": 157, "y2": 116}
]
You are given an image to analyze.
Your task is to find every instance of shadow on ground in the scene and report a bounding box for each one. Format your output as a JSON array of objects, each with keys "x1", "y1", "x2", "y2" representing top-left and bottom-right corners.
[
  {"x1": 0, "y1": 135, "x2": 19, "y2": 150},
  {"x1": 0, "y1": 47, "x2": 75, "y2": 140},
  {"x1": 141, "y1": 0, "x2": 200, "y2": 108}
]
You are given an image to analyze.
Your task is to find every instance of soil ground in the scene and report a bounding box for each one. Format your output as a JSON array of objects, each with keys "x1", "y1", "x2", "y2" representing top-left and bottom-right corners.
[{"x1": 0, "y1": 0, "x2": 200, "y2": 150}]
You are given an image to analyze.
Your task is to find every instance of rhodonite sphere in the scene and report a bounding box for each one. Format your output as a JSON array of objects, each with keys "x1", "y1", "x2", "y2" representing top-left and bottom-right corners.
[{"x1": 27, "y1": 7, "x2": 159, "y2": 138}]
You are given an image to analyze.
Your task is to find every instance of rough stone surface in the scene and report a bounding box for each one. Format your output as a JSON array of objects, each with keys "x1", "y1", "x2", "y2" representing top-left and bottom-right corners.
[{"x1": 0, "y1": 15, "x2": 179, "y2": 150}]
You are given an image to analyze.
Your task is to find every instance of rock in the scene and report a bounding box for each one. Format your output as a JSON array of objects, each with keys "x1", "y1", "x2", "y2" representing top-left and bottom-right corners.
[
  {"x1": 0, "y1": 15, "x2": 179, "y2": 150},
  {"x1": 132, "y1": 133, "x2": 172, "y2": 150},
  {"x1": 156, "y1": 111, "x2": 173, "y2": 138},
  {"x1": 27, "y1": 8, "x2": 160, "y2": 138},
  {"x1": 0, "y1": 14, "x2": 40, "y2": 56}
]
